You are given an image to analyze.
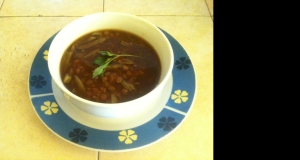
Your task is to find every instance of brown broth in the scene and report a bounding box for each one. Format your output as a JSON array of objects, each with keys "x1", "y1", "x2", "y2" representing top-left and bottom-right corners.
[{"x1": 60, "y1": 30, "x2": 161, "y2": 103}]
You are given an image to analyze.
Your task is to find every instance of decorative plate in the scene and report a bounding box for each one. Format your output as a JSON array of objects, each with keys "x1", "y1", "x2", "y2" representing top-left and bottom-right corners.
[{"x1": 28, "y1": 29, "x2": 196, "y2": 152}]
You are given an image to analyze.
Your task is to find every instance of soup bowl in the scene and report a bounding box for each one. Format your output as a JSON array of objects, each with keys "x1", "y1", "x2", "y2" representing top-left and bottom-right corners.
[{"x1": 48, "y1": 12, "x2": 173, "y2": 118}]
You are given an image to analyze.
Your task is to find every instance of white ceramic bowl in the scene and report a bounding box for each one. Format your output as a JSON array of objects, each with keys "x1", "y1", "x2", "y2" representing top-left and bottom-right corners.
[{"x1": 48, "y1": 12, "x2": 173, "y2": 118}]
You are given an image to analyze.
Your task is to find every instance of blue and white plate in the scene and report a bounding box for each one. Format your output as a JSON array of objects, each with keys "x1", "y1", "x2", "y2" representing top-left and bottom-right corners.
[{"x1": 28, "y1": 29, "x2": 196, "y2": 152}]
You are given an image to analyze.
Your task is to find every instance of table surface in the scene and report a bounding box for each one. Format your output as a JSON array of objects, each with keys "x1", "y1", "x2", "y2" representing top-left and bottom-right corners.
[{"x1": 0, "y1": 0, "x2": 213, "y2": 159}]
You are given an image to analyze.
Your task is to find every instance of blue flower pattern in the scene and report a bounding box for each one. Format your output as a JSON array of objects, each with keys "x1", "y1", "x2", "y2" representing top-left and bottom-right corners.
[
  {"x1": 158, "y1": 117, "x2": 177, "y2": 131},
  {"x1": 175, "y1": 57, "x2": 191, "y2": 70},
  {"x1": 30, "y1": 75, "x2": 47, "y2": 88},
  {"x1": 68, "y1": 128, "x2": 88, "y2": 143}
]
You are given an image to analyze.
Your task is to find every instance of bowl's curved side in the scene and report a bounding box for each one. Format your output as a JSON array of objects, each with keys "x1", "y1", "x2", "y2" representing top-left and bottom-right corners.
[{"x1": 48, "y1": 12, "x2": 173, "y2": 118}]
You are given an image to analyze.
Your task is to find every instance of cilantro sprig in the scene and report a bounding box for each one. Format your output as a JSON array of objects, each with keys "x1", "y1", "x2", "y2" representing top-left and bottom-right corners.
[{"x1": 92, "y1": 51, "x2": 141, "y2": 78}]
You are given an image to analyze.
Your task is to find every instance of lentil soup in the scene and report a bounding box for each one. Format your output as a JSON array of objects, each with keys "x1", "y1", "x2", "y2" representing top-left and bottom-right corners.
[{"x1": 60, "y1": 30, "x2": 161, "y2": 103}]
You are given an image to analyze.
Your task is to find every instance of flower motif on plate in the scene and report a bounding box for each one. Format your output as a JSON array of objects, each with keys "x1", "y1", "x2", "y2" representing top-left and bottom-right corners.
[
  {"x1": 43, "y1": 50, "x2": 48, "y2": 61},
  {"x1": 118, "y1": 129, "x2": 138, "y2": 144},
  {"x1": 158, "y1": 117, "x2": 177, "y2": 131},
  {"x1": 171, "y1": 89, "x2": 188, "y2": 104},
  {"x1": 68, "y1": 128, "x2": 88, "y2": 143},
  {"x1": 30, "y1": 75, "x2": 47, "y2": 89},
  {"x1": 175, "y1": 57, "x2": 191, "y2": 70},
  {"x1": 41, "y1": 101, "x2": 59, "y2": 115}
]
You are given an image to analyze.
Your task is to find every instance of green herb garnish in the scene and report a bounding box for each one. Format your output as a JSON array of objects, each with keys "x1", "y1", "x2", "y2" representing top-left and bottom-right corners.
[{"x1": 92, "y1": 51, "x2": 141, "y2": 78}]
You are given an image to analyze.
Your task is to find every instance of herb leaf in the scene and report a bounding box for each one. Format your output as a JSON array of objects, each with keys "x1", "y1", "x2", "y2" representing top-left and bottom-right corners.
[
  {"x1": 93, "y1": 63, "x2": 108, "y2": 78},
  {"x1": 101, "y1": 51, "x2": 115, "y2": 56},
  {"x1": 92, "y1": 57, "x2": 114, "y2": 78},
  {"x1": 92, "y1": 51, "x2": 142, "y2": 78},
  {"x1": 93, "y1": 57, "x2": 106, "y2": 65}
]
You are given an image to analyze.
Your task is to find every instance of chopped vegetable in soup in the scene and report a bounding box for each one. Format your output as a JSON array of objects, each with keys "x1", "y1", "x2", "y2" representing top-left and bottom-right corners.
[{"x1": 60, "y1": 30, "x2": 161, "y2": 103}]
